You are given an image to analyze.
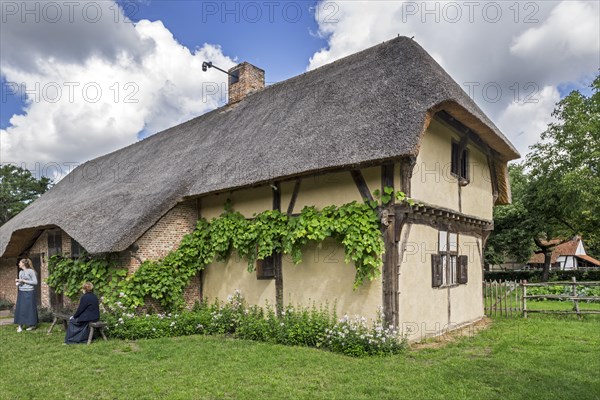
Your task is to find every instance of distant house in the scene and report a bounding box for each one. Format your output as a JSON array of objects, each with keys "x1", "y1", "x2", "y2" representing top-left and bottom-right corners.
[
  {"x1": 528, "y1": 237, "x2": 600, "y2": 270},
  {"x1": 0, "y1": 37, "x2": 520, "y2": 340}
]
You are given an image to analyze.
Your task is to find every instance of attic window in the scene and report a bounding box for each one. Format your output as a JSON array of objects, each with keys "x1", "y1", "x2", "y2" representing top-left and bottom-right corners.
[{"x1": 451, "y1": 141, "x2": 469, "y2": 182}]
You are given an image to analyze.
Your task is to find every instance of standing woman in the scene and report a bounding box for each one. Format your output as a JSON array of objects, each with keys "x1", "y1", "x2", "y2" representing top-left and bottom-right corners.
[
  {"x1": 14, "y1": 258, "x2": 38, "y2": 332},
  {"x1": 65, "y1": 282, "x2": 100, "y2": 344}
]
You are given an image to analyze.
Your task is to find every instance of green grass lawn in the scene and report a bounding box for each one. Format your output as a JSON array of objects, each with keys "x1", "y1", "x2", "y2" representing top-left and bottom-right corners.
[{"x1": 0, "y1": 316, "x2": 598, "y2": 400}]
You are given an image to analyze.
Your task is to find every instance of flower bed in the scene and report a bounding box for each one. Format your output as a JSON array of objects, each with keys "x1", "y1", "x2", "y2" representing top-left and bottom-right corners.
[{"x1": 103, "y1": 291, "x2": 406, "y2": 357}]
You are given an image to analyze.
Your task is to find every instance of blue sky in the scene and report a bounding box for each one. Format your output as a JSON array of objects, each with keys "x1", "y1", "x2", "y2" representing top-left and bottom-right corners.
[
  {"x1": 1, "y1": 0, "x2": 598, "y2": 175},
  {"x1": 122, "y1": 0, "x2": 326, "y2": 82},
  {"x1": 1, "y1": 0, "x2": 326, "y2": 129}
]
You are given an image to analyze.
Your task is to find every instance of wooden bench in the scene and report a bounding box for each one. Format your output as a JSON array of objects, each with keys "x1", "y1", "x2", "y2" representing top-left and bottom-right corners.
[
  {"x1": 47, "y1": 312, "x2": 107, "y2": 344},
  {"x1": 47, "y1": 312, "x2": 70, "y2": 334},
  {"x1": 87, "y1": 321, "x2": 108, "y2": 344}
]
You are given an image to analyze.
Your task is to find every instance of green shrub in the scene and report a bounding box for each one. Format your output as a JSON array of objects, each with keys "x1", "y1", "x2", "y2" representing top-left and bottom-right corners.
[
  {"x1": 485, "y1": 270, "x2": 600, "y2": 282},
  {"x1": 104, "y1": 292, "x2": 407, "y2": 357},
  {"x1": 527, "y1": 285, "x2": 600, "y2": 301},
  {"x1": 37, "y1": 307, "x2": 55, "y2": 323},
  {"x1": 0, "y1": 299, "x2": 14, "y2": 311}
]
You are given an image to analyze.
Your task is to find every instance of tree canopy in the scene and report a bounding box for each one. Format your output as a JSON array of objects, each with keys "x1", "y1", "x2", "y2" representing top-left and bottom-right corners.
[
  {"x1": 486, "y1": 75, "x2": 599, "y2": 278},
  {"x1": 0, "y1": 165, "x2": 52, "y2": 226}
]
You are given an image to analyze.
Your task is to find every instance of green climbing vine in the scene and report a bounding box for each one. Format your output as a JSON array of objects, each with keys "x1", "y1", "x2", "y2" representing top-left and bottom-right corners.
[
  {"x1": 46, "y1": 253, "x2": 126, "y2": 299},
  {"x1": 48, "y1": 190, "x2": 409, "y2": 312}
]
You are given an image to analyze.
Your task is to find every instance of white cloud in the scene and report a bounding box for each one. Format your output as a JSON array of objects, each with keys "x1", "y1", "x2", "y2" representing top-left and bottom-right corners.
[
  {"x1": 1, "y1": 1, "x2": 234, "y2": 179},
  {"x1": 307, "y1": 0, "x2": 599, "y2": 159},
  {"x1": 496, "y1": 86, "x2": 561, "y2": 157},
  {"x1": 511, "y1": 1, "x2": 599, "y2": 75}
]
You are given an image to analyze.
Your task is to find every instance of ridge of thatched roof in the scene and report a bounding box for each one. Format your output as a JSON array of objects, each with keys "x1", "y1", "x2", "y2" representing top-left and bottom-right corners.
[{"x1": 0, "y1": 36, "x2": 519, "y2": 257}]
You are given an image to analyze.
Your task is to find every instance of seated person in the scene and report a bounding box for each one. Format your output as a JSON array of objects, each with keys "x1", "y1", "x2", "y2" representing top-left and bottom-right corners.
[{"x1": 64, "y1": 282, "x2": 100, "y2": 344}]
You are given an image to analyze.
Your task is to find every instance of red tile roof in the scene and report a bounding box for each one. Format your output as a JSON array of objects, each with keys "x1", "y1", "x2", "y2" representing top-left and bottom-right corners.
[
  {"x1": 575, "y1": 254, "x2": 600, "y2": 267},
  {"x1": 528, "y1": 237, "x2": 581, "y2": 264}
]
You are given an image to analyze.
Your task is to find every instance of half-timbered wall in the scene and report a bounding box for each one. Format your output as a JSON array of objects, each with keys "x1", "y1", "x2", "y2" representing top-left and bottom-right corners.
[
  {"x1": 201, "y1": 167, "x2": 384, "y2": 321},
  {"x1": 397, "y1": 224, "x2": 484, "y2": 341},
  {"x1": 411, "y1": 118, "x2": 494, "y2": 221}
]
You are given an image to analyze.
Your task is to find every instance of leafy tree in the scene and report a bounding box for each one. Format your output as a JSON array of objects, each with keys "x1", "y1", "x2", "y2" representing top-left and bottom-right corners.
[
  {"x1": 526, "y1": 75, "x2": 600, "y2": 259},
  {"x1": 0, "y1": 165, "x2": 52, "y2": 226},
  {"x1": 484, "y1": 164, "x2": 534, "y2": 268},
  {"x1": 487, "y1": 75, "x2": 599, "y2": 281}
]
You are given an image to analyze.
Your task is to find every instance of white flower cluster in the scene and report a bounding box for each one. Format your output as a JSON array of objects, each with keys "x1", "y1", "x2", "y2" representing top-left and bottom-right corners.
[{"x1": 322, "y1": 313, "x2": 403, "y2": 352}]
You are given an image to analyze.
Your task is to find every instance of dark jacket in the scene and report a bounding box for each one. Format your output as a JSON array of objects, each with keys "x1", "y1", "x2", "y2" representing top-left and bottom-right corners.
[{"x1": 73, "y1": 292, "x2": 100, "y2": 323}]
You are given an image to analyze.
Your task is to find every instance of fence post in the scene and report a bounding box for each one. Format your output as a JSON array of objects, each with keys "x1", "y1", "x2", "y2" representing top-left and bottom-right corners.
[
  {"x1": 504, "y1": 280, "x2": 509, "y2": 316},
  {"x1": 484, "y1": 280, "x2": 488, "y2": 316},
  {"x1": 572, "y1": 276, "x2": 581, "y2": 320},
  {"x1": 514, "y1": 280, "x2": 518, "y2": 317},
  {"x1": 493, "y1": 280, "x2": 497, "y2": 317},
  {"x1": 522, "y1": 280, "x2": 527, "y2": 318}
]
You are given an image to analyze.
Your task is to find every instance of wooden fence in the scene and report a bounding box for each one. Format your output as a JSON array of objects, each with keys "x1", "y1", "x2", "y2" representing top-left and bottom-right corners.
[
  {"x1": 483, "y1": 278, "x2": 600, "y2": 318},
  {"x1": 483, "y1": 279, "x2": 523, "y2": 317}
]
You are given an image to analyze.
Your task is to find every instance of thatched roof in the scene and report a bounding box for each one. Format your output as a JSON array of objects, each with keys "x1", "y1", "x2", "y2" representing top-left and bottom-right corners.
[{"x1": 0, "y1": 37, "x2": 519, "y2": 257}]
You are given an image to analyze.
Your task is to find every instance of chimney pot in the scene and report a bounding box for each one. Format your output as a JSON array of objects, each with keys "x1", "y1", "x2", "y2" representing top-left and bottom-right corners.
[{"x1": 228, "y1": 62, "x2": 265, "y2": 104}]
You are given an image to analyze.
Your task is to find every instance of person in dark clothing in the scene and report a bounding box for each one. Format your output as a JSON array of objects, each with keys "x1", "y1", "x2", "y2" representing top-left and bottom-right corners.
[{"x1": 64, "y1": 282, "x2": 100, "y2": 344}]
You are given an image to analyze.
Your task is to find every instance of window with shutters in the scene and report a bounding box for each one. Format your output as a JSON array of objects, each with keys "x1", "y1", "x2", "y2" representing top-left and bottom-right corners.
[
  {"x1": 256, "y1": 256, "x2": 275, "y2": 280},
  {"x1": 432, "y1": 230, "x2": 467, "y2": 287},
  {"x1": 47, "y1": 229, "x2": 62, "y2": 257}
]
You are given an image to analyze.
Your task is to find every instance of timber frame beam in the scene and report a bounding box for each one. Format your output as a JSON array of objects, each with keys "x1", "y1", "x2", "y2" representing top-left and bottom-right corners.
[{"x1": 395, "y1": 202, "x2": 493, "y2": 238}]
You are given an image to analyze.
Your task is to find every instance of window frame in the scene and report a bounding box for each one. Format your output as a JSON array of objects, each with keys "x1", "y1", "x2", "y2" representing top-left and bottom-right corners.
[
  {"x1": 70, "y1": 238, "x2": 85, "y2": 259},
  {"x1": 256, "y1": 256, "x2": 276, "y2": 280},
  {"x1": 451, "y1": 140, "x2": 469, "y2": 182},
  {"x1": 47, "y1": 229, "x2": 62, "y2": 257},
  {"x1": 433, "y1": 230, "x2": 465, "y2": 288}
]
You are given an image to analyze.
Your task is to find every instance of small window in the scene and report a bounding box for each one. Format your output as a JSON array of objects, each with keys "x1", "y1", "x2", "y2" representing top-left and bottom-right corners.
[
  {"x1": 70, "y1": 238, "x2": 85, "y2": 258},
  {"x1": 433, "y1": 230, "x2": 464, "y2": 287},
  {"x1": 439, "y1": 231, "x2": 448, "y2": 252},
  {"x1": 449, "y1": 233, "x2": 458, "y2": 252},
  {"x1": 256, "y1": 256, "x2": 275, "y2": 280},
  {"x1": 47, "y1": 229, "x2": 62, "y2": 257},
  {"x1": 451, "y1": 141, "x2": 469, "y2": 181}
]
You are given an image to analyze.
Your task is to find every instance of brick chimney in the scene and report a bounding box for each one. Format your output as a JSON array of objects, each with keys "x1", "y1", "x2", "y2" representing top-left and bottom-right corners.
[{"x1": 228, "y1": 62, "x2": 265, "y2": 104}]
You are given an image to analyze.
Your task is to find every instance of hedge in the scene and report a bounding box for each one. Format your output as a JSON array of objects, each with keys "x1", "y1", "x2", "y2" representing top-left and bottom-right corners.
[{"x1": 484, "y1": 270, "x2": 600, "y2": 282}]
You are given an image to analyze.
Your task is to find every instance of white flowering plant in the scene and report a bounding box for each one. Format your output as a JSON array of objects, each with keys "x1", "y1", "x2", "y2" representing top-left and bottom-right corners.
[{"x1": 103, "y1": 292, "x2": 406, "y2": 356}]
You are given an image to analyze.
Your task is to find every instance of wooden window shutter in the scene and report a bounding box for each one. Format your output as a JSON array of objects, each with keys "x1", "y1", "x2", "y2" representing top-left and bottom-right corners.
[
  {"x1": 256, "y1": 256, "x2": 275, "y2": 280},
  {"x1": 431, "y1": 254, "x2": 443, "y2": 287},
  {"x1": 458, "y1": 255, "x2": 468, "y2": 284}
]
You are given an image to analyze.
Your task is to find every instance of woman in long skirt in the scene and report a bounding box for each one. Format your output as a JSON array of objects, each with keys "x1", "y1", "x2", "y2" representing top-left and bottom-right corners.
[
  {"x1": 14, "y1": 258, "x2": 38, "y2": 332},
  {"x1": 65, "y1": 282, "x2": 100, "y2": 344}
]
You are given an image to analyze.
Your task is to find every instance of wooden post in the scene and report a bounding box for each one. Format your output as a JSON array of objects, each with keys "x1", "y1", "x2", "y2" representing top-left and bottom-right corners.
[
  {"x1": 493, "y1": 281, "x2": 497, "y2": 317},
  {"x1": 572, "y1": 276, "x2": 581, "y2": 320},
  {"x1": 272, "y1": 182, "x2": 283, "y2": 315},
  {"x1": 504, "y1": 281, "x2": 508, "y2": 316},
  {"x1": 381, "y1": 163, "x2": 398, "y2": 329},
  {"x1": 483, "y1": 281, "x2": 487, "y2": 316},
  {"x1": 523, "y1": 281, "x2": 527, "y2": 318},
  {"x1": 497, "y1": 281, "x2": 501, "y2": 316},
  {"x1": 514, "y1": 280, "x2": 519, "y2": 315},
  {"x1": 382, "y1": 208, "x2": 398, "y2": 328}
]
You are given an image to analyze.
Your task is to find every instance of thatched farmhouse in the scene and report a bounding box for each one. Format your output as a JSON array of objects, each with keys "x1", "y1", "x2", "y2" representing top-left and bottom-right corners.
[
  {"x1": 0, "y1": 37, "x2": 519, "y2": 340},
  {"x1": 528, "y1": 236, "x2": 600, "y2": 271}
]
